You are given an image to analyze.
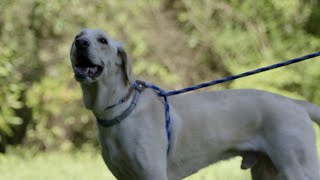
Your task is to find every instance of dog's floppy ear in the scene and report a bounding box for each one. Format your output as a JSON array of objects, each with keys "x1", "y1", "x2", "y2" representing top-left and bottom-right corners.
[{"x1": 117, "y1": 46, "x2": 134, "y2": 85}]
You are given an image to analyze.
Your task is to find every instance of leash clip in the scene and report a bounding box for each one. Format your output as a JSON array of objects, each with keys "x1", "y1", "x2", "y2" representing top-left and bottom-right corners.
[{"x1": 134, "y1": 80, "x2": 147, "y2": 92}]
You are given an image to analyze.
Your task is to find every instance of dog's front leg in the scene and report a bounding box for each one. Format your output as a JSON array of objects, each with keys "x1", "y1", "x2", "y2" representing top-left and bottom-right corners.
[
  {"x1": 99, "y1": 126, "x2": 169, "y2": 180},
  {"x1": 100, "y1": 144, "x2": 168, "y2": 180},
  {"x1": 131, "y1": 139, "x2": 169, "y2": 180}
]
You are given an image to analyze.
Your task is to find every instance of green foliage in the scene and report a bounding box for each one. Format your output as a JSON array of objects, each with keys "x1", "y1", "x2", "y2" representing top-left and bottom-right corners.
[
  {"x1": 171, "y1": 0, "x2": 320, "y2": 99},
  {"x1": 0, "y1": 54, "x2": 24, "y2": 135}
]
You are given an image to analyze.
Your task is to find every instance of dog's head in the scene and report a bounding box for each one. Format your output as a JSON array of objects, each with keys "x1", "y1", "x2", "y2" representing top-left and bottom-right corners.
[{"x1": 70, "y1": 29, "x2": 134, "y2": 85}]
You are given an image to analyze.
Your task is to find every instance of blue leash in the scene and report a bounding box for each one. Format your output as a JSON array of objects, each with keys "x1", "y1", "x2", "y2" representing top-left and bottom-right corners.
[{"x1": 134, "y1": 51, "x2": 320, "y2": 154}]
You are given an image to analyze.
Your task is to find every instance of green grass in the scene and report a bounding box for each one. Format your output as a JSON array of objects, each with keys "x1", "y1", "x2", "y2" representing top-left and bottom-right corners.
[
  {"x1": 0, "y1": 149, "x2": 250, "y2": 180},
  {"x1": 0, "y1": 149, "x2": 113, "y2": 180}
]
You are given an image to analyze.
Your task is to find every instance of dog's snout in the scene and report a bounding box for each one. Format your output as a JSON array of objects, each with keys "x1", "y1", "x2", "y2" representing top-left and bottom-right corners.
[{"x1": 75, "y1": 37, "x2": 90, "y2": 49}]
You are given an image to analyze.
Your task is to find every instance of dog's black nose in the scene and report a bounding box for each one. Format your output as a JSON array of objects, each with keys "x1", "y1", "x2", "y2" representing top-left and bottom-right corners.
[{"x1": 75, "y1": 37, "x2": 90, "y2": 49}]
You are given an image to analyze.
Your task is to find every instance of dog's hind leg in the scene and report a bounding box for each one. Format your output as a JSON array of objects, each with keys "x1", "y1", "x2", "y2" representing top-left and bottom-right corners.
[
  {"x1": 264, "y1": 123, "x2": 320, "y2": 180},
  {"x1": 268, "y1": 143, "x2": 320, "y2": 180}
]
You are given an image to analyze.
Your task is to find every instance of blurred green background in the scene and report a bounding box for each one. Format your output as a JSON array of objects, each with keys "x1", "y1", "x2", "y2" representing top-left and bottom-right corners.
[{"x1": 0, "y1": 0, "x2": 320, "y2": 179}]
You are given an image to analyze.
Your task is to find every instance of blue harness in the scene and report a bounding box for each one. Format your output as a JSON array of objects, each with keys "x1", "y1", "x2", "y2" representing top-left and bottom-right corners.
[{"x1": 97, "y1": 51, "x2": 320, "y2": 154}]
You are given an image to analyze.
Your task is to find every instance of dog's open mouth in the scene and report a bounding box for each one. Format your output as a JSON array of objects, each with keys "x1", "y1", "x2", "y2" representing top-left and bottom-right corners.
[{"x1": 74, "y1": 57, "x2": 103, "y2": 80}]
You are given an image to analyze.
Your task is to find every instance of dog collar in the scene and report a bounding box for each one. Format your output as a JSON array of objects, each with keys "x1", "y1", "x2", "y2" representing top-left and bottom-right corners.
[
  {"x1": 96, "y1": 81, "x2": 145, "y2": 127},
  {"x1": 104, "y1": 86, "x2": 135, "y2": 110}
]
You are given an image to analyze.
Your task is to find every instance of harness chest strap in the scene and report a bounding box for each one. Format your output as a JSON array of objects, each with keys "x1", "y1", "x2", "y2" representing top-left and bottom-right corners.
[
  {"x1": 96, "y1": 80, "x2": 172, "y2": 154},
  {"x1": 96, "y1": 89, "x2": 140, "y2": 127},
  {"x1": 104, "y1": 86, "x2": 135, "y2": 110},
  {"x1": 135, "y1": 80, "x2": 172, "y2": 154}
]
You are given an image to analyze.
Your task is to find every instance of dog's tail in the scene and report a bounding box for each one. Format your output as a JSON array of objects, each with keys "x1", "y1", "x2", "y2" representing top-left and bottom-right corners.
[{"x1": 293, "y1": 99, "x2": 320, "y2": 126}]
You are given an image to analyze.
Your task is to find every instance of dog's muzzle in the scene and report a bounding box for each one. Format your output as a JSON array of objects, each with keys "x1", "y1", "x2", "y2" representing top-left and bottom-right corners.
[{"x1": 73, "y1": 37, "x2": 103, "y2": 81}]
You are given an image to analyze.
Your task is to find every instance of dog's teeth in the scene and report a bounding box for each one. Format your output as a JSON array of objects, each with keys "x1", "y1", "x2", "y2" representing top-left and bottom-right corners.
[
  {"x1": 74, "y1": 65, "x2": 100, "y2": 77},
  {"x1": 85, "y1": 68, "x2": 90, "y2": 75}
]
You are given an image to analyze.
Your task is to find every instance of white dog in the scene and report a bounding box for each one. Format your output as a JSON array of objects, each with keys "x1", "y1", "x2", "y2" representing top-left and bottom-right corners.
[{"x1": 70, "y1": 29, "x2": 320, "y2": 180}]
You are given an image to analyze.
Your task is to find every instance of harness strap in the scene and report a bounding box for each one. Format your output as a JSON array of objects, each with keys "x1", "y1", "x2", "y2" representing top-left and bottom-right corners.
[
  {"x1": 135, "y1": 80, "x2": 172, "y2": 154},
  {"x1": 95, "y1": 81, "x2": 172, "y2": 154},
  {"x1": 97, "y1": 87, "x2": 141, "y2": 127},
  {"x1": 104, "y1": 86, "x2": 135, "y2": 110}
]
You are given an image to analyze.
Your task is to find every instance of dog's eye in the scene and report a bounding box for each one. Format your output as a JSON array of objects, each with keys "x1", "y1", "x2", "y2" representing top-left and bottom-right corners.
[{"x1": 98, "y1": 37, "x2": 108, "y2": 45}]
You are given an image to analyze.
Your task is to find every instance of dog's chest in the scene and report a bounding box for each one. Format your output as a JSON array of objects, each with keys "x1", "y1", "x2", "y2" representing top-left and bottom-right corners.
[{"x1": 98, "y1": 128, "x2": 140, "y2": 178}]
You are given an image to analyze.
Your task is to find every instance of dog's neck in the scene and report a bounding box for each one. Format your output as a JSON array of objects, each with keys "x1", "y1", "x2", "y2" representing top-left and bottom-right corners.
[{"x1": 80, "y1": 76, "x2": 131, "y2": 120}]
